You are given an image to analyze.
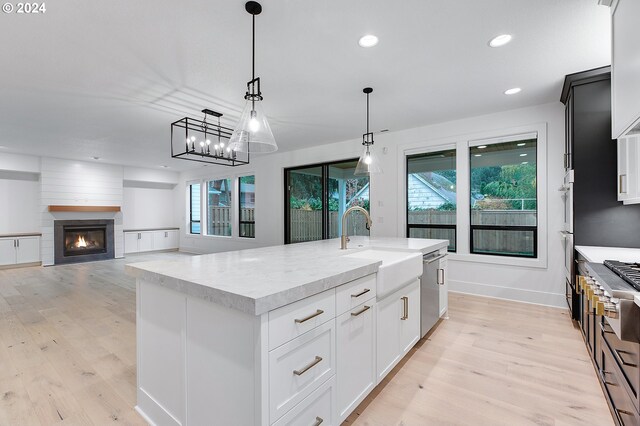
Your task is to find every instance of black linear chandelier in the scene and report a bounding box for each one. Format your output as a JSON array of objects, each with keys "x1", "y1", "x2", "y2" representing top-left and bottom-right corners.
[
  {"x1": 170, "y1": 109, "x2": 250, "y2": 166},
  {"x1": 355, "y1": 87, "x2": 382, "y2": 175}
]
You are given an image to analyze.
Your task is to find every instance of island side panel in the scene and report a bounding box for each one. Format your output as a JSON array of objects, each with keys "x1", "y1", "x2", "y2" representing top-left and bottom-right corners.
[
  {"x1": 185, "y1": 293, "x2": 267, "y2": 425},
  {"x1": 136, "y1": 278, "x2": 268, "y2": 426},
  {"x1": 136, "y1": 279, "x2": 186, "y2": 426}
]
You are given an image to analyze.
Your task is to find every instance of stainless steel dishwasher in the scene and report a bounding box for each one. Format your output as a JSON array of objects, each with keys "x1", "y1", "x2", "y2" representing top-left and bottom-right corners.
[{"x1": 421, "y1": 249, "x2": 447, "y2": 338}]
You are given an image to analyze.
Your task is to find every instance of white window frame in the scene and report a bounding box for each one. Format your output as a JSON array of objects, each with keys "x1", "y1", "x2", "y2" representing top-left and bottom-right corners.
[
  {"x1": 184, "y1": 170, "x2": 258, "y2": 240},
  {"x1": 397, "y1": 123, "x2": 548, "y2": 269}
]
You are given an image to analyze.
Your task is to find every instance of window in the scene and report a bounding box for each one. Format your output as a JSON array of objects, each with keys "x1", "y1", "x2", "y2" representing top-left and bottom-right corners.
[
  {"x1": 189, "y1": 183, "x2": 201, "y2": 234},
  {"x1": 406, "y1": 149, "x2": 457, "y2": 251},
  {"x1": 239, "y1": 175, "x2": 256, "y2": 238},
  {"x1": 285, "y1": 159, "x2": 369, "y2": 244},
  {"x1": 207, "y1": 178, "x2": 232, "y2": 236},
  {"x1": 470, "y1": 138, "x2": 537, "y2": 257}
]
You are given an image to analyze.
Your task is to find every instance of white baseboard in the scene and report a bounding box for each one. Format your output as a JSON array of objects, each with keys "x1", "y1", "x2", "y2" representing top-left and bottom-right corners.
[{"x1": 449, "y1": 279, "x2": 566, "y2": 308}]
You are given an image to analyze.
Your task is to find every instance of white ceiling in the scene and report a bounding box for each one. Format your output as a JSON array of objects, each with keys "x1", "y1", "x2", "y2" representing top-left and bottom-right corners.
[{"x1": 0, "y1": 0, "x2": 611, "y2": 171}]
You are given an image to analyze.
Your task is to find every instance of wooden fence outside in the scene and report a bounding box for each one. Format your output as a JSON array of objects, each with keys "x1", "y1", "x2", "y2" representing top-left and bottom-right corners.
[{"x1": 210, "y1": 208, "x2": 537, "y2": 253}]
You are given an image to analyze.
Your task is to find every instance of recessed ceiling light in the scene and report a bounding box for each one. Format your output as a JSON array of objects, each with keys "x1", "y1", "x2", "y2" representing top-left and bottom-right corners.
[
  {"x1": 517, "y1": 143, "x2": 526, "y2": 146},
  {"x1": 521, "y1": 161, "x2": 528, "y2": 164},
  {"x1": 474, "y1": 154, "x2": 482, "y2": 157},
  {"x1": 520, "y1": 153, "x2": 527, "y2": 157},
  {"x1": 488, "y1": 34, "x2": 512, "y2": 48},
  {"x1": 478, "y1": 145, "x2": 487, "y2": 149},
  {"x1": 504, "y1": 87, "x2": 522, "y2": 95},
  {"x1": 160, "y1": 165, "x2": 169, "y2": 168},
  {"x1": 358, "y1": 34, "x2": 379, "y2": 48},
  {"x1": 92, "y1": 156, "x2": 100, "y2": 160}
]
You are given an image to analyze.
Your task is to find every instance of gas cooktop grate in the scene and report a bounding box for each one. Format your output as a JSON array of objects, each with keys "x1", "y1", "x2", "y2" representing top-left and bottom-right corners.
[{"x1": 604, "y1": 260, "x2": 640, "y2": 291}]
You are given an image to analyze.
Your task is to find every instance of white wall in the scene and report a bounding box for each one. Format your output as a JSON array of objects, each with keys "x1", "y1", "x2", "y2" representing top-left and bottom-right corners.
[
  {"x1": 122, "y1": 186, "x2": 177, "y2": 230},
  {"x1": 178, "y1": 101, "x2": 565, "y2": 307},
  {"x1": 0, "y1": 172, "x2": 40, "y2": 234}
]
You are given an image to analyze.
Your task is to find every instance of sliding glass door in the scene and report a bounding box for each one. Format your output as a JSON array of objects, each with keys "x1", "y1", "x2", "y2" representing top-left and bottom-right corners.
[{"x1": 285, "y1": 160, "x2": 369, "y2": 244}]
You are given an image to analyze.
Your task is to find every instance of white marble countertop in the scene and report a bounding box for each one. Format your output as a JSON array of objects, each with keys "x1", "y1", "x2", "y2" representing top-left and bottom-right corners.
[
  {"x1": 126, "y1": 237, "x2": 448, "y2": 315},
  {"x1": 635, "y1": 294, "x2": 640, "y2": 308},
  {"x1": 575, "y1": 245, "x2": 640, "y2": 263}
]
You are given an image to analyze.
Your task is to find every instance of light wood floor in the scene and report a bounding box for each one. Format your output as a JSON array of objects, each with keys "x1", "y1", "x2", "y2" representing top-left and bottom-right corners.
[{"x1": 0, "y1": 254, "x2": 613, "y2": 426}]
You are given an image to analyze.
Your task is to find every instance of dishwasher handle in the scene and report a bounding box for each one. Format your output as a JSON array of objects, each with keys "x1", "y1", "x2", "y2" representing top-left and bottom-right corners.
[{"x1": 423, "y1": 253, "x2": 447, "y2": 264}]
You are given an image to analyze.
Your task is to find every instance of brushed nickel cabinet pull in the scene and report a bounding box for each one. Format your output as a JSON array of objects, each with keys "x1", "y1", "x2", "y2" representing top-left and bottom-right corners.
[
  {"x1": 313, "y1": 416, "x2": 324, "y2": 426},
  {"x1": 351, "y1": 288, "x2": 371, "y2": 298},
  {"x1": 614, "y1": 349, "x2": 638, "y2": 367},
  {"x1": 437, "y1": 268, "x2": 445, "y2": 285},
  {"x1": 401, "y1": 296, "x2": 408, "y2": 320},
  {"x1": 351, "y1": 305, "x2": 371, "y2": 317},
  {"x1": 294, "y1": 309, "x2": 324, "y2": 324},
  {"x1": 293, "y1": 356, "x2": 323, "y2": 376}
]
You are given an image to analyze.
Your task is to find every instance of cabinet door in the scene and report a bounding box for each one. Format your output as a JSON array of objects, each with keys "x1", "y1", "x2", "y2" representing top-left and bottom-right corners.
[
  {"x1": 612, "y1": 0, "x2": 640, "y2": 138},
  {"x1": 166, "y1": 230, "x2": 179, "y2": 249},
  {"x1": 337, "y1": 301, "x2": 375, "y2": 423},
  {"x1": 376, "y1": 290, "x2": 402, "y2": 382},
  {"x1": 438, "y1": 258, "x2": 449, "y2": 318},
  {"x1": 399, "y1": 280, "x2": 421, "y2": 355},
  {"x1": 15, "y1": 237, "x2": 39, "y2": 264},
  {"x1": 124, "y1": 232, "x2": 139, "y2": 254},
  {"x1": 138, "y1": 232, "x2": 154, "y2": 252},
  {"x1": 0, "y1": 239, "x2": 16, "y2": 266},
  {"x1": 152, "y1": 231, "x2": 167, "y2": 251}
]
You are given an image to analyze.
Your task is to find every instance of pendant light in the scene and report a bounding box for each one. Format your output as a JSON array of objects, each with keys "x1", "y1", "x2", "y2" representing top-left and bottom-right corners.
[
  {"x1": 229, "y1": 1, "x2": 277, "y2": 154},
  {"x1": 355, "y1": 87, "x2": 382, "y2": 175}
]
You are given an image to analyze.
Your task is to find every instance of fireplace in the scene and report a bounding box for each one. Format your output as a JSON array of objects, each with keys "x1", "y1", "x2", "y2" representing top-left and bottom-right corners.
[{"x1": 54, "y1": 220, "x2": 115, "y2": 264}]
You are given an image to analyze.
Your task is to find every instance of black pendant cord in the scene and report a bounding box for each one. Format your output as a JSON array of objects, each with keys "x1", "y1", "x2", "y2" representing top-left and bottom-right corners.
[
  {"x1": 366, "y1": 92, "x2": 369, "y2": 135},
  {"x1": 251, "y1": 13, "x2": 256, "y2": 111}
]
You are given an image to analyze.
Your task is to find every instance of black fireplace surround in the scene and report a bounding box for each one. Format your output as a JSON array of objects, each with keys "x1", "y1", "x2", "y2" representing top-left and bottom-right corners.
[{"x1": 54, "y1": 219, "x2": 115, "y2": 264}]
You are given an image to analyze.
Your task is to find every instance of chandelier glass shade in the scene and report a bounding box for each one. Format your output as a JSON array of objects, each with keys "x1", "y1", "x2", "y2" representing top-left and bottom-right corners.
[{"x1": 229, "y1": 1, "x2": 277, "y2": 154}]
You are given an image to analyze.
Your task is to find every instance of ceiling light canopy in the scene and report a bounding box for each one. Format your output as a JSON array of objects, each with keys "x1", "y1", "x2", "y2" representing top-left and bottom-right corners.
[
  {"x1": 504, "y1": 87, "x2": 522, "y2": 95},
  {"x1": 229, "y1": 1, "x2": 277, "y2": 154},
  {"x1": 358, "y1": 34, "x2": 379, "y2": 48},
  {"x1": 355, "y1": 87, "x2": 382, "y2": 175},
  {"x1": 488, "y1": 34, "x2": 512, "y2": 48}
]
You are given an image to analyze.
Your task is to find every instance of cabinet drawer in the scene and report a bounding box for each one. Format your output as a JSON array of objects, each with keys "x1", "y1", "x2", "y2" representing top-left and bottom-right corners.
[
  {"x1": 601, "y1": 342, "x2": 640, "y2": 425},
  {"x1": 602, "y1": 320, "x2": 639, "y2": 401},
  {"x1": 273, "y1": 375, "x2": 336, "y2": 426},
  {"x1": 335, "y1": 274, "x2": 376, "y2": 316},
  {"x1": 269, "y1": 320, "x2": 336, "y2": 424},
  {"x1": 269, "y1": 289, "x2": 335, "y2": 350}
]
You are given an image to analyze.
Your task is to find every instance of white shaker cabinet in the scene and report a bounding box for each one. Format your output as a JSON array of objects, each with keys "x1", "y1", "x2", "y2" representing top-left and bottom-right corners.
[
  {"x1": 617, "y1": 136, "x2": 640, "y2": 204},
  {"x1": 336, "y1": 301, "x2": 376, "y2": 423},
  {"x1": 376, "y1": 279, "x2": 420, "y2": 383},
  {"x1": 124, "y1": 229, "x2": 178, "y2": 254},
  {"x1": 152, "y1": 230, "x2": 179, "y2": 251},
  {"x1": 611, "y1": 0, "x2": 640, "y2": 139},
  {"x1": 0, "y1": 236, "x2": 40, "y2": 267}
]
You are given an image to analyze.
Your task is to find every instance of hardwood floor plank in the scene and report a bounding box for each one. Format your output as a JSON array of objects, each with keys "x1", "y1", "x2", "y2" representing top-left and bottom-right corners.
[{"x1": 0, "y1": 253, "x2": 615, "y2": 425}]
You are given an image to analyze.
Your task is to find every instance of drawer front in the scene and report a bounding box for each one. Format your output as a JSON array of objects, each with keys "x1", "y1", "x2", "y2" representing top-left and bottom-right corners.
[
  {"x1": 602, "y1": 321, "x2": 640, "y2": 401},
  {"x1": 269, "y1": 320, "x2": 336, "y2": 424},
  {"x1": 269, "y1": 289, "x2": 336, "y2": 350},
  {"x1": 601, "y1": 343, "x2": 640, "y2": 425},
  {"x1": 273, "y1": 376, "x2": 336, "y2": 426},
  {"x1": 335, "y1": 274, "x2": 376, "y2": 316}
]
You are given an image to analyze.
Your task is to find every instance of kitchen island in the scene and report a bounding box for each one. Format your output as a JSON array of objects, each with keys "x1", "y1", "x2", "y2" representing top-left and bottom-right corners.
[{"x1": 126, "y1": 237, "x2": 448, "y2": 426}]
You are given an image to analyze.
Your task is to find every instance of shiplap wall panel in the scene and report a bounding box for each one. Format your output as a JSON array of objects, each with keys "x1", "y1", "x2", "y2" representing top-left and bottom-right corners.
[{"x1": 40, "y1": 158, "x2": 124, "y2": 265}]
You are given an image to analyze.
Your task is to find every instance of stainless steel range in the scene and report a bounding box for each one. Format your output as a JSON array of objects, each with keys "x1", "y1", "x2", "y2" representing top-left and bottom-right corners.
[{"x1": 583, "y1": 261, "x2": 640, "y2": 343}]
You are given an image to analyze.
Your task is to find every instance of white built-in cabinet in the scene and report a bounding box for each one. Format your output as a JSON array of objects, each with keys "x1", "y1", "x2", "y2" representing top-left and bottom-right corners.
[
  {"x1": 611, "y1": 0, "x2": 640, "y2": 139},
  {"x1": 124, "y1": 229, "x2": 178, "y2": 254},
  {"x1": 0, "y1": 236, "x2": 40, "y2": 267},
  {"x1": 136, "y1": 269, "x2": 426, "y2": 426},
  {"x1": 376, "y1": 279, "x2": 420, "y2": 382},
  {"x1": 617, "y1": 136, "x2": 640, "y2": 204}
]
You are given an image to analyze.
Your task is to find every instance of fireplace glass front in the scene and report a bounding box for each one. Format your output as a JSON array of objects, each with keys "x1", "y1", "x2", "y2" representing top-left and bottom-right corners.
[{"x1": 63, "y1": 227, "x2": 107, "y2": 257}]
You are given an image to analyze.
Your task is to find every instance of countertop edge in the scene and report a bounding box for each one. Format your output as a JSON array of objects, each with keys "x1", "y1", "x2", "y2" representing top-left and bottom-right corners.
[{"x1": 0, "y1": 232, "x2": 42, "y2": 238}]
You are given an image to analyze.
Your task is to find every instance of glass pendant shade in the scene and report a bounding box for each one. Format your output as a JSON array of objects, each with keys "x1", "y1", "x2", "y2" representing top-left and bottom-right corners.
[
  {"x1": 355, "y1": 145, "x2": 382, "y2": 175},
  {"x1": 229, "y1": 98, "x2": 277, "y2": 154}
]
